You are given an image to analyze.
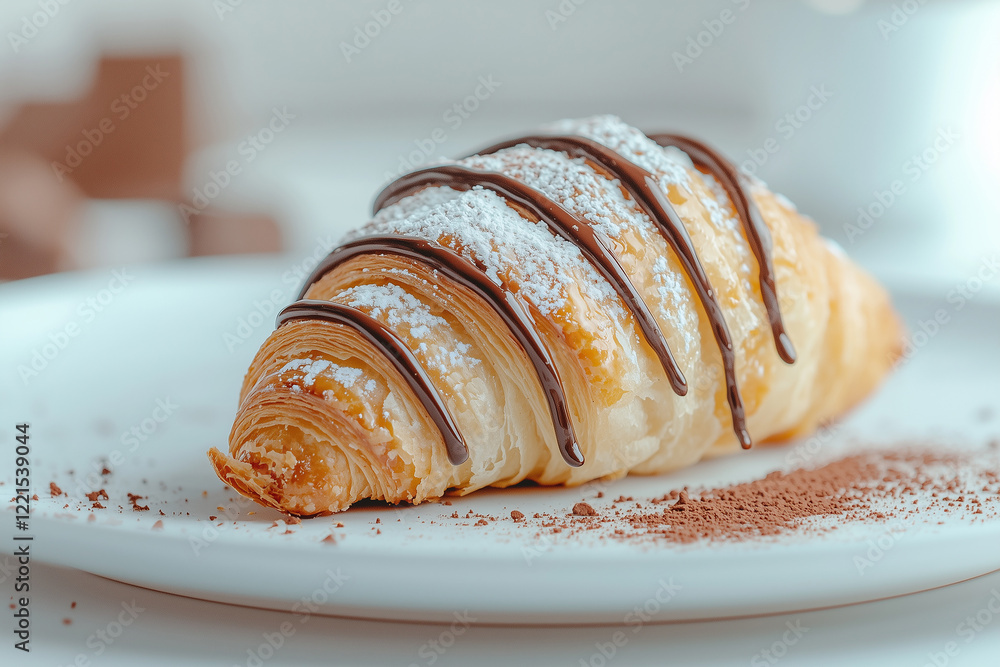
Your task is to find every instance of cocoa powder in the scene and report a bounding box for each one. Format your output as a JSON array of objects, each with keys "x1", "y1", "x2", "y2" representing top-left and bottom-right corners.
[{"x1": 512, "y1": 448, "x2": 1000, "y2": 545}]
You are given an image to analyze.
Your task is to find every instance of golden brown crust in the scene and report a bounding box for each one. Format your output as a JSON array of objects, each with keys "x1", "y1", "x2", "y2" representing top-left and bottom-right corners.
[{"x1": 208, "y1": 118, "x2": 903, "y2": 515}]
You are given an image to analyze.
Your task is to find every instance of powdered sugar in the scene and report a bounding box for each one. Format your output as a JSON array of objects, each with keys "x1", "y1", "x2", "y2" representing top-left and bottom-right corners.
[
  {"x1": 359, "y1": 187, "x2": 619, "y2": 318},
  {"x1": 652, "y1": 256, "x2": 696, "y2": 345},
  {"x1": 773, "y1": 192, "x2": 798, "y2": 212},
  {"x1": 335, "y1": 281, "x2": 480, "y2": 375},
  {"x1": 279, "y1": 358, "x2": 363, "y2": 390},
  {"x1": 462, "y1": 146, "x2": 656, "y2": 245},
  {"x1": 546, "y1": 115, "x2": 692, "y2": 192},
  {"x1": 339, "y1": 282, "x2": 442, "y2": 340}
]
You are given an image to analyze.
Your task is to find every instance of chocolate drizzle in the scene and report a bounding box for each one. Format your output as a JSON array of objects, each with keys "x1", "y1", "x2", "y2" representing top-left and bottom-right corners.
[
  {"x1": 476, "y1": 135, "x2": 752, "y2": 447},
  {"x1": 373, "y1": 165, "x2": 688, "y2": 397},
  {"x1": 291, "y1": 235, "x2": 583, "y2": 467},
  {"x1": 648, "y1": 134, "x2": 796, "y2": 364},
  {"x1": 277, "y1": 300, "x2": 469, "y2": 464},
  {"x1": 276, "y1": 128, "x2": 796, "y2": 466}
]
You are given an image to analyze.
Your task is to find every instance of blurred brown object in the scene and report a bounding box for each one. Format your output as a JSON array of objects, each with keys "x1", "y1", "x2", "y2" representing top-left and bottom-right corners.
[
  {"x1": 0, "y1": 55, "x2": 186, "y2": 200},
  {"x1": 0, "y1": 151, "x2": 83, "y2": 279},
  {"x1": 189, "y1": 211, "x2": 284, "y2": 257},
  {"x1": 0, "y1": 54, "x2": 282, "y2": 281}
]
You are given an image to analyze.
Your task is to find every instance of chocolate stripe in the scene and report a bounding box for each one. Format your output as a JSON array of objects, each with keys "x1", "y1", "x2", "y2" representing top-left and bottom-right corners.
[
  {"x1": 476, "y1": 135, "x2": 752, "y2": 448},
  {"x1": 276, "y1": 300, "x2": 469, "y2": 465},
  {"x1": 649, "y1": 133, "x2": 796, "y2": 363},
  {"x1": 296, "y1": 236, "x2": 583, "y2": 467},
  {"x1": 373, "y1": 164, "x2": 688, "y2": 396},
  {"x1": 281, "y1": 128, "x2": 798, "y2": 465}
]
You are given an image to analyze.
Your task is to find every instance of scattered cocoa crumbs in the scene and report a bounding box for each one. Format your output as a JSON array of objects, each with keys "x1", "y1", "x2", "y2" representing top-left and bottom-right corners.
[
  {"x1": 671, "y1": 490, "x2": 690, "y2": 510},
  {"x1": 335, "y1": 522, "x2": 344, "y2": 528},
  {"x1": 596, "y1": 492, "x2": 604, "y2": 498},
  {"x1": 508, "y1": 448, "x2": 1000, "y2": 545},
  {"x1": 101, "y1": 467, "x2": 112, "y2": 476},
  {"x1": 511, "y1": 510, "x2": 525, "y2": 521},
  {"x1": 85, "y1": 490, "x2": 108, "y2": 502},
  {"x1": 71, "y1": 602, "x2": 76, "y2": 609},
  {"x1": 92, "y1": 502, "x2": 105, "y2": 509},
  {"x1": 209, "y1": 516, "x2": 217, "y2": 521},
  {"x1": 284, "y1": 516, "x2": 302, "y2": 525},
  {"x1": 49, "y1": 482, "x2": 63, "y2": 497},
  {"x1": 442, "y1": 500, "x2": 453, "y2": 506},
  {"x1": 127, "y1": 493, "x2": 149, "y2": 512},
  {"x1": 31, "y1": 494, "x2": 38, "y2": 501},
  {"x1": 158, "y1": 510, "x2": 165, "y2": 516},
  {"x1": 475, "y1": 519, "x2": 489, "y2": 526},
  {"x1": 321, "y1": 534, "x2": 337, "y2": 544},
  {"x1": 63, "y1": 618, "x2": 71, "y2": 625},
  {"x1": 152, "y1": 520, "x2": 164, "y2": 531}
]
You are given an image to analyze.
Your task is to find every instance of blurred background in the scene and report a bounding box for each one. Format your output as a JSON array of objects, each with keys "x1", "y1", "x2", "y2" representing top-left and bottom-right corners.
[{"x1": 0, "y1": 0, "x2": 997, "y2": 285}]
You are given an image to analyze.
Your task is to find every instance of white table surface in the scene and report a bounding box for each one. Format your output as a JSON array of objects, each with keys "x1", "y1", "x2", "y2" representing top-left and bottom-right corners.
[{"x1": 1, "y1": 561, "x2": 996, "y2": 666}]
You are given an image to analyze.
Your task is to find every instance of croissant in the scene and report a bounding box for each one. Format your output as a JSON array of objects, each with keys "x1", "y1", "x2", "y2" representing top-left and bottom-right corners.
[{"x1": 208, "y1": 115, "x2": 903, "y2": 516}]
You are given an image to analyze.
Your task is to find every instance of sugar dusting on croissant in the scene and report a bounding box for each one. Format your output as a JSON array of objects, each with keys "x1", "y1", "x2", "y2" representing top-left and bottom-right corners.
[{"x1": 207, "y1": 115, "x2": 903, "y2": 516}]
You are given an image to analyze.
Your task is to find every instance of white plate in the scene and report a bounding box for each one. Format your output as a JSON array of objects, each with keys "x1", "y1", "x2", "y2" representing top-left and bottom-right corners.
[{"x1": 2, "y1": 257, "x2": 998, "y2": 624}]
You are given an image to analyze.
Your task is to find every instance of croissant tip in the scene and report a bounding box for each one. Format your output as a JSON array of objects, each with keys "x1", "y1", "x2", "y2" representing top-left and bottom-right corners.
[{"x1": 207, "y1": 447, "x2": 287, "y2": 515}]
